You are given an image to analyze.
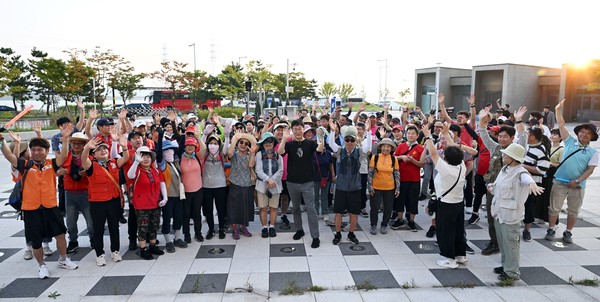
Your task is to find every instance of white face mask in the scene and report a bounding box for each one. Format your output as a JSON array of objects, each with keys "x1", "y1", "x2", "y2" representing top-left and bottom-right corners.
[
  {"x1": 163, "y1": 149, "x2": 174, "y2": 162},
  {"x1": 208, "y1": 144, "x2": 219, "y2": 154}
]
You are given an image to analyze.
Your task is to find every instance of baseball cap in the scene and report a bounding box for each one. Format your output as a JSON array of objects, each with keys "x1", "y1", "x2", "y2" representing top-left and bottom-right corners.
[
  {"x1": 97, "y1": 118, "x2": 114, "y2": 127},
  {"x1": 133, "y1": 120, "x2": 146, "y2": 128}
]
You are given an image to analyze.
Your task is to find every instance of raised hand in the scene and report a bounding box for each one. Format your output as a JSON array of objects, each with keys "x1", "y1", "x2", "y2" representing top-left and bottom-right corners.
[
  {"x1": 168, "y1": 110, "x2": 177, "y2": 122},
  {"x1": 365, "y1": 117, "x2": 371, "y2": 130},
  {"x1": 134, "y1": 152, "x2": 143, "y2": 162},
  {"x1": 329, "y1": 120, "x2": 337, "y2": 133},
  {"x1": 438, "y1": 93, "x2": 445, "y2": 104},
  {"x1": 8, "y1": 130, "x2": 21, "y2": 143},
  {"x1": 152, "y1": 112, "x2": 161, "y2": 124},
  {"x1": 514, "y1": 106, "x2": 527, "y2": 121},
  {"x1": 85, "y1": 137, "x2": 102, "y2": 150},
  {"x1": 383, "y1": 103, "x2": 389, "y2": 111},
  {"x1": 555, "y1": 99, "x2": 565, "y2": 112},
  {"x1": 89, "y1": 108, "x2": 99, "y2": 120},
  {"x1": 118, "y1": 108, "x2": 128, "y2": 119},
  {"x1": 466, "y1": 95, "x2": 475, "y2": 106},
  {"x1": 109, "y1": 129, "x2": 119, "y2": 142},
  {"x1": 250, "y1": 144, "x2": 259, "y2": 154},
  {"x1": 359, "y1": 102, "x2": 366, "y2": 111},
  {"x1": 442, "y1": 122, "x2": 450, "y2": 135},
  {"x1": 118, "y1": 134, "x2": 128, "y2": 147},
  {"x1": 427, "y1": 114, "x2": 434, "y2": 125},
  {"x1": 76, "y1": 98, "x2": 84, "y2": 110},
  {"x1": 478, "y1": 108, "x2": 491, "y2": 121},
  {"x1": 422, "y1": 124, "x2": 431, "y2": 137},
  {"x1": 347, "y1": 102, "x2": 354, "y2": 109},
  {"x1": 32, "y1": 121, "x2": 42, "y2": 133},
  {"x1": 378, "y1": 127, "x2": 386, "y2": 137},
  {"x1": 61, "y1": 123, "x2": 74, "y2": 138}
]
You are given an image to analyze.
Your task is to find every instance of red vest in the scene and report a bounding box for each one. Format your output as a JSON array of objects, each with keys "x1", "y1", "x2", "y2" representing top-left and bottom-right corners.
[
  {"x1": 87, "y1": 159, "x2": 121, "y2": 202},
  {"x1": 131, "y1": 166, "x2": 164, "y2": 210}
]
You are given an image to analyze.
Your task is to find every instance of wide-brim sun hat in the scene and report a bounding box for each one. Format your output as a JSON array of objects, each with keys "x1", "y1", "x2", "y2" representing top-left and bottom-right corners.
[
  {"x1": 258, "y1": 132, "x2": 279, "y2": 145},
  {"x1": 136, "y1": 146, "x2": 156, "y2": 162},
  {"x1": 302, "y1": 116, "x2": 313, "y2": 124},
  {"x1": 303, "y1": 125, "x2": 316, "y2": 135},
  {"x1": 91, "y1": 142, "x2": 109, "y2": 154},
  {"x1": 273, "y1": 123, "x2": 288, "y2": 131},
  {"x1": 378, "y1": 138, "x2": 397, "y2": 149},
  {"x1": 574, "y1": 123, "x2": 599, "y2": 141},
  {"x1": 70, "y1": 132, "x2": 90, "y2": 142},
  {"x1": 500, "y1": 143, "x2": 526, "y2": 163},
  {"x1": 237, "y1": 133, "x2": 257, "y2": 147}
]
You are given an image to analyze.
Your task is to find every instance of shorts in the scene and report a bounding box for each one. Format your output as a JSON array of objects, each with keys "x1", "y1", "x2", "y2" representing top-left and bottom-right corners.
[
  {"x1": 257, "y1": 191, "x2": 280, "y2": 208},
  {"x1": 393, "y1": 181, "x2": 420, "y2": 214},
  {"x1": 333, "y1": 189, "x2": 361, "y2": 215},
  {"x1": 281, "y1": 180, "x2": 289, "y2": 196},
  {"x1": 23, "y1": 206, "x2": 67, "y2": 249}
]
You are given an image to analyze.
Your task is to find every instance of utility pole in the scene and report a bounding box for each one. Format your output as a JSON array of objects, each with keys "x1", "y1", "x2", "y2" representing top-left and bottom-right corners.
[
  {"x1": 435, "y1": 63, "x2": 441, "y2": 119},
  {"x1": 378, "y1": 59, "x2": 388, "y2": 102},
  {"x1": 189, "y1": 43, "x2": 196, "y2": 72}
]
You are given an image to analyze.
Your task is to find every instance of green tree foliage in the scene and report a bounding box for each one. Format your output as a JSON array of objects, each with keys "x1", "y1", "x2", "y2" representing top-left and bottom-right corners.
[
  {"x1": 0, "y1": 47, "x2": 30, "y2": 111},
  {"x1": 215, "y1": 62, "x2": 245, "y2": 101},
  {"x1": 272, "y1": 72, "x2": 318, "y2": 101},
  {"x1": 319, "y1": 81, "x2": 337, "y2": 100},
  {"x1": 112, "y1": 73, "x2": 144, "y2": 104},
  {"x1": 337, "y1": 82, "x2": 354, "y2": 100},
  {"x1": 150, "y1": 61, "x2": 188, "y2": 97},
  {"x1": 398, "y1": 87, "x2": 411, "y2": 102}
]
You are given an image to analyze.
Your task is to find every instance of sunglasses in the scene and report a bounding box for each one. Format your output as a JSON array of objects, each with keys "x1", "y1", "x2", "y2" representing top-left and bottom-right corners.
[
  {"x1": 235, "y1": 126, "x2": 245, "y2": 130},
  {"x1": 238, "y1": 140, "x2": 250, "y2": 146},
  {"x1": 345, "y1": 138, "x2": 356, "y2": 143}
]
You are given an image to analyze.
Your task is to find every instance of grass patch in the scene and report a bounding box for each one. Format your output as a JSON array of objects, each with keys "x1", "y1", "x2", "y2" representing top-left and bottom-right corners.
[
  {"x1": 569, "y1": 276, "x2": 599, "y2": 287},
  {"x1": 448, "y1": 281, "x2": 476, "y2": 289},
  {"x1": 306, "y1": 285, "x2": 327, "y2": 292},
  {"x1": 48, "y1": 291, "x2": 61, "y2": 299},
  {"x1": 354, "y1": 279, "x2": 377, "y2": 291},
  {"x1": 191, "y1": 274, "x2": 204, "y2": 294},
  {"x1": 401, "y1": 278, "x2": 417, "y2": 289},
  {"x1": 496, "y1": 278, "x2": 514, "y2": 287},
  {"x1": 279, "y1": 280, "x2": 305, "y2": 296}
]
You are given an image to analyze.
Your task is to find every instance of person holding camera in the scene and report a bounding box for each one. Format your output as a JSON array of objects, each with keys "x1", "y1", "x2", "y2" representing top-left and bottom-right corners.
[{"x1": 255, "y1": 132, "x2": 284, "y2": 238}]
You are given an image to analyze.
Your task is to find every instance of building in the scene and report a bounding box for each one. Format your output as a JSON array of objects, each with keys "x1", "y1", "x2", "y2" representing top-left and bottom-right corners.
[{"x1": 559, "y1": 63, "x2": 600, "y2": 121}]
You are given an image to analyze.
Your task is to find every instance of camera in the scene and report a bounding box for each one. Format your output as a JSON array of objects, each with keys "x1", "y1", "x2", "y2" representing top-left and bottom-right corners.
[
  {"x1": 266, "y1": 190, "x2": 273, "y2": 199},
  {"x1": 70, "y1": 165, "x2": 83, "y2": 181}
]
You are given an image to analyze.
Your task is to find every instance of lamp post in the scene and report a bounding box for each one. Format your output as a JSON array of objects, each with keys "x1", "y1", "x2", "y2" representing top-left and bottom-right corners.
[
  {"x1": 285, "y1": 59, "x2": 297, "y2": 114},
  {"x1": 378, "y1": 59, "x2": 388, "y2": 103},
  {"x1": 189, "y1": 43, "x2": 196, "y2": 72},
  {"x1": 435, "y1": 62, "x2": 441, "y2": 119}
]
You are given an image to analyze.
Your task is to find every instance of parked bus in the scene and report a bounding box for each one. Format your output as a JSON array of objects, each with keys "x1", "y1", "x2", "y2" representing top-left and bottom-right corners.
[{"x1": 146, "y1": 90, "x2": 221, "y2": 111}]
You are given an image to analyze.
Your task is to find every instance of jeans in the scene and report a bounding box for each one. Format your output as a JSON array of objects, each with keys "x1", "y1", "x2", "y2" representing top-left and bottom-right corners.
[
  {"x1": 287, "y1": 181, "x2": 319, "y2": 238},
  {"x1": 313, "y1": 181, "x2": 330, "y2": 216},
  {"x1": 65, "y1": 190, "x2": 93, "y2": 243},
  {"x1": 90, "y1": 198, "x2": 121, "y2": 256},
  {"x1": 421, "y1": 162, "x2": 434, "y2": 196}
]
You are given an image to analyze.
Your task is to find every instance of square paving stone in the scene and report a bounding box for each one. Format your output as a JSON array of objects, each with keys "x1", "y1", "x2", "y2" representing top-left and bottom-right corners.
[
  {"x1": 533, "y1": 239, "x2": 586, "y2": 251},
  {"x1": 0, "y1": 248, "x2": 21, "y2": 263},
  {"x1": 86, "y1": 275, "x2": 144, "y2": 296},
  {"x1": 179, "y1": 274, "x2": 228, "y2": 294},
  {"x1": 519, "y1": 267, "x2": 567, "y2": 285},
  {"x1": 338, "y1": 241, "x2": 378, "y2": 256},
  {"x1": 351, "y1": 270, "x2": 400, "y2": 289},
  {"x1": 582, "y1": 265, "x2": 600, "y2": 276},
  {"x1": 559, "y1": 218, "x2": 598, "y2": 228},
  {"x1": 404, "y1": 241, "x2": 440, "y2": 254},
  {"x1": 273, "y1": 222, "x2": 296, "y2": 233},
  {"x1": 11, "y1": 229, "x2": 25, "y2": 237},
  {"x1": 44, "y1": 247, "x2": 92, "y2": 262},
  {"x1": 0, "y1": 278, "x2": 58, "y2": 298},
  {"x1": 196, "y1": 245, "x2": 236, "y2": 259},
  {"x1": 269, "y1": 272, "x2": 312, "y2": 292},
  {"x1": 464, "y1": 223, "x2": 482, "y2": 230},
  {"x1": 270, "y1": 243, "x2": 306, "y2": 257},
  {"x1": 121, "y1": 247, "x2": 163, "y2": 260},
  {"x1": 430, "y1": 268, "x2": 485, "y2": 287},
  {"x1": 0, "y1": 211, "x2": 20, "y2": 219},
  {"x1": 469, "y1": 240, "x2": 493, "y2": 251}
]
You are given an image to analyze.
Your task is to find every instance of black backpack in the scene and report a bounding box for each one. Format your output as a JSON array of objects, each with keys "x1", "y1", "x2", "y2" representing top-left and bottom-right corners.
[
  {"x1": 8, "y1": 161, "x2": 36, "y2": 213},
  {"x1": 373, "y1": 153, "x2": 396, "y2": 172}
]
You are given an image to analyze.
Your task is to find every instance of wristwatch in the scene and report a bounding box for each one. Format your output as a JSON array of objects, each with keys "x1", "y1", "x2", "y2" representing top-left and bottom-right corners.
[{"x1": 575, "y1": 179, "x2": 580, "y2": 184}]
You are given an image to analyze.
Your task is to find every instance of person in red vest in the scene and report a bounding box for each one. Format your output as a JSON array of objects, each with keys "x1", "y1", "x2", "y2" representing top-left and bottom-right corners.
[{"x1": 81, "y1": 135, "x2": 130, "y2": 267}]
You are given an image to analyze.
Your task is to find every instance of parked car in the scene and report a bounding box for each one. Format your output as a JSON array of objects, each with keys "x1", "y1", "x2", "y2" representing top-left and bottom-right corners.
[{"x1": 0, "y1": 105, "x2": 15, "y2": 111}]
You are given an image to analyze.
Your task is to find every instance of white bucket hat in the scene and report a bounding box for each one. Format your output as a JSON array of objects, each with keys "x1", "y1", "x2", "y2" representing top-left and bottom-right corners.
[{"x1": 500, "y1": 143, "x2": 526, "y2": 163}]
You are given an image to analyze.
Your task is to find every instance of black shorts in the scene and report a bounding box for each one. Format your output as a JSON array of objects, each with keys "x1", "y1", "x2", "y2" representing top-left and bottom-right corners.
[
  {"x1": 23, "y1": 206, "x2": 67, "y2": 249},
  {"x1": 281, "y1": 180, "x2": 289, "y2": 197},
  {"x1": 334, "y1": 189, "x2": 361, "y2": 215},
  {"x1": 393, "y1": 181, "x2": 420, "y2": 214}
]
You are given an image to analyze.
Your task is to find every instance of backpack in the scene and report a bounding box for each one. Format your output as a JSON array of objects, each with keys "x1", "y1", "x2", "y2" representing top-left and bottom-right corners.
[
  {"x1": 373, "y1": 153, "x2": 396, "y2": 173},
  {"x1": 483, "y1": 146, "x2": 502, "y2": 183},
  {"x1": 8, "y1": 161, "x2": 36, "y2": 213},
  {"x1": 203, "y1": 153, "x2": 232, "y2": 186}
]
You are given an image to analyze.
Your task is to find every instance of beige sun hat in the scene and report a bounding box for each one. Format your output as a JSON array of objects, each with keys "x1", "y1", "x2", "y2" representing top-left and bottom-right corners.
[
  {"x1": 378, "y1": 138, "x2": 397, "y2": 149},
  {"x1": 500, "y1": 143, "x2": 526, "y2": 163},
  {"x1": 69, "y1": 132, "x2": 89, "y2": 142}
]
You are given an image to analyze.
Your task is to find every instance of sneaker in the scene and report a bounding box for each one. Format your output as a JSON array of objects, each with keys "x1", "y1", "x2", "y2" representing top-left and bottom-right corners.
[
  {"x1": 96, "y1": 254, "x2": 107, "y2": 266},
  {"x1": 193, "y1": 233, "x2": 204, "y2": 242},
  {"x1": 418, "y1": 193, "x2": 428, "y2": 201},
  {"x1": 128, "y1": 241, "x2": 138, "y2": 251},
  {"x1": 370, "y1": 225, "x2": 377, "y2": 235},
  {"x1": 174, "y1": 239, "x2": 188, "y2": 248},
  {"x1": 467, "y1": 214, "x2": 480, "y2": 225},
  {"x1": 390, "y1": 219, "x2": 405, "y2": 230},
  {"x1": 360, "y1": 209, "x2": 369, "y2": 218},
  {"x1": 38, "y1": 264, "x2": 49, "y2": 279},
  {"x1": 523, "y1": 229, "x2": 532, "y2": 242},
  {"x1": 380, "y1": 225, "x2": 388, "y2": 234},
  {"x1": 293, "y1": 230, "x2": 305, "y2": 240},
  {"x1": 232, "y1": 230, "x2": 240, "y2": 240},
  {"x1": 465, "y1": 207, "x2": 473, "y2": 214},
  {"x1": 481, "y1": 243, "x2": 499, "y2": 255},
  {"x1": 493, "y1": 266, "x2": 504, "y2": 274},
  {"x1": 455, "y1": 256, "x2": 468, "y2": 264},
  {"x1": 333, "y1": 233, "x2": 342, "y2": 245},
  {"x1": 465, "y1": 244, "x2": 475, "y2": 255},
  {"x1": 23, "y1": 250, "x2": 33, "y2": 260},
  {"x1": 111, "y1": 251, "x2": 122, "y2": 262},
  {"x1": 43, "y1": 246, "x2": 53, "y2": 256},
  {"x1": 119, "y1": 216, "x2": 127, "y2": 224},
  {"x1": 545, "y1": 228, "x2": 556, "y2": 241},
  {"x1": 348, "y1": 233, "x2": 359, "y2": 245},
  {"x1": 165, "y1": 242, "x2": 176, "y2": 253},
  {"x1": 325, "y1": 218, "x2": 336, "y2": 226},
  {"x1": 58, "y1": 257, "x2": 78, "y2": 270},
  {"x1": 139, "y1": 247, "x2": 153, "y2": 260},
  {"x1": 436, "y1": 257, "x2": 458, "y2": 269},
  {"x1": 407, "y1": 221, "x2": 418, "y2": 232},
  {"x1": 148, "y1": 244, "x2": 164, "y2": 255},
  {"x1": 184, "y1": 234, "x2": 192, "y2": 244},
  {"x1": 426, "y1": 226, "x2": 436, "y2": 238},
  {"x1": 562, "y1": 230, "x2": 573, "y2": 244},
  {"x1": 311, "y1": 238, "x2": 320, "y2": 248},
  {"x1": 66, "y1": 241, "x2": 79, "y2": 253},
  {"x1": 218, "y1": 229, "x2": 226, "y2": 239},
  {"x1": 342, "y1": 210, "x2": 348, "y2": 217},
  {"x1": 269, "y1": 227, "x2": 277, "y2": 237},
  {"x1": 240, "y1": 226, "x2": 252, "y2": 237},
  {"x1": 281, "y1": 215, "x2": 290, "y2": 225},
  {"x1": 498, "y1": 272, "x2": 515, "y2": 281},
  {"x1": 261, "y1": 228, "x2": 269, "y2": 238},
  {"x1": 205, "y1": 230, "x2": 215, "y2": 240}
]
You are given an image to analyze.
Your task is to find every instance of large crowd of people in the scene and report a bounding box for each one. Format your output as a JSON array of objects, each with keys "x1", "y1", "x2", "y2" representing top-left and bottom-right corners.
[{"x1": 1, "y1": 97, "x2": 597, "y2": 282}]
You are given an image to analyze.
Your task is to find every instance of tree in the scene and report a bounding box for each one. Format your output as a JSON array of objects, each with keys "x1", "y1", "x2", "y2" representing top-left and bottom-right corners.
[
  {"x1": 398, "y1": 88, "x2": 411, "y2": 102},
  {"x1": 337, "y1": 82, "x2": 354, "y2": 100},
  {"x1": 112, "y1": 72, "x2": 144, "y2": 104},
  {"x1": 272, "y1": 72, "x2": 318, "y2": 101},
  {"x1": 150, "y1": 60, "x2": 188, "y2": 98},
  {"x1": 32, "y1": 56, "x2": 67, "y2": 114},
  {"x1": 319, "y1": 81, "x2": 337, "y2": 100},
  {"x1": 246, "y1": 60, "x2": 275, "y2": 109},
  {"x1": 60, "y1": 57, "x2": 95, "y2": 108},
  {"x1": 0, "y1": 47, "x2": 30, "y2": 111},
  {"x1": 215, "y1": 62, "x2": 245, "y2": 101}
]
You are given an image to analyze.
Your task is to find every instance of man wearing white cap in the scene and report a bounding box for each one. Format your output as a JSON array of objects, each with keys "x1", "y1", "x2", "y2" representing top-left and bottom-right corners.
[{"x1": 187, "y1": 112, "x2": 198, "y2": 122}]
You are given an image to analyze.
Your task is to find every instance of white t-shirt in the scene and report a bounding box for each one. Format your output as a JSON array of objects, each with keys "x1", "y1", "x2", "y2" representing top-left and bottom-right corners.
[{"x1": 433, "y1": 159, "x2": 466, "y2": 204}]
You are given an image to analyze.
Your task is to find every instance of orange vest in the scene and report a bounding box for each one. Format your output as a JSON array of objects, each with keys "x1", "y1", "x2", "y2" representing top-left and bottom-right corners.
[
  {"x1": 63, "y1": 151, "x2": 89, "y2": 191},
  {"x1": 21, "y1": 159, "x2": 58, "y2": 211},
  {"x1": 87, "y1": 159, "x2": 121, "y2": 202}
]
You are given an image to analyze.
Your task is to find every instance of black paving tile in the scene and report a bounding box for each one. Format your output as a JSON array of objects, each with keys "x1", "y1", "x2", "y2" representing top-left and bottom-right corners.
[
  {"x1": 533, "y1": 239, "x2": 586, "y2": 251},
  {"x1": 270, "y1": 243, "x2": 306, "y2": 257},
  {"x1": 338, "y1": 241, "x2": 378, "y2": 256},
  {"x1": 269, "y1": 272, "x2": 312, "y2": 292},
  {"x1": 519, "y1": 267, "x2": 567, "y2": 285},
  {"x1": 196, "y1": 245, "x2": 236, "y2": 259},
  {"x1": 121, "y1": 247, "x2": 163, "y2": 260},
  {"x1": 179, "y1": 274, "x2": 228, "y2": 293},
  {"x1": 86, "y1": 275, "x2": 144, "y2": 296},
  {"x1": 559, "y1": 218, "x2": 598, "y2": 228},
  {"x1": 404, "y1": 241, "x2": 440, "y2": 254},
  {"x1": 0, "y1": 278, "x2": 58, "y2": 298},
  {"x1": 351, "y1": 270, "x2": 400, "y2": 288},
  {"x1": 430, "y1": 268, "x2": 485, "y2": 287},
  {"x1": 582, "y1": 265, "x2": 600, "y2": 277},
  {"x1": 0, "y1": 248, "x2": 21, "y2": 263}
]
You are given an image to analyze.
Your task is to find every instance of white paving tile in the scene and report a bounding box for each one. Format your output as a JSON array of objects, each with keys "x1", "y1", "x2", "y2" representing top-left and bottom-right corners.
[
  {"x1": 189, "y1": 258, "x2": 232, "y2": 274},
  {"x1": 446, "y1": 286, "x2": 504, "y2": 302},
  {"x1": 229, "y1": 256, "x2": 269, "y2": 273},
  {"x1": 307, "y1": 255, "x2": 350, "y2": 272},
  {"x1": 343, "y1": 255, "x2": 387, "y2": 271},
  {"x1": 403, "y1": 287, "x2": 457, "y2": 301},
  {"x1": 491, "y1": 286, "x2": 553, "y2": 301},
  {"x1": 174, "y1": 293, "x2": 222, "y2": 302},
  {"x1": 390, "y1": 268, "x2": 442, "y2": 287},
  {"x1": 557, "y1": 251, "x2": 600, "y2": 266},
  {"x1": 359, "y1": 288, "x2": 411, "y2": 302},
  {"x1": 104, "y1": 259, "x2": 153, "y2": 276},
  {"x1": 309, "y1": 270, "x2": 354, "y2": 290},
  {"x1": 270, "y1": 256, "x2": 309, "y2": 272},
  {"x1": 131, "y1": 273, "x2": 186, "y2": 296},
  {"x1": 314, "y1": 290, "x2": 362, "y2": 302},
  {"x1": 39, "y1": 276, "x2": 102, "y2": 301},
  {"x1": 146, "y1": 257, "x2": 194, "y2": 275},
  {"x1": 224, "y1": 272, "x2": 270, "y2": 293},
  {"x1": 521, "y1": 251, "x2": 578, "y2": 266},
  {"x1": 379, "y1": 253, "x2": 425, "y2": 269},
  {"x1": 532, "y1": 285, "x2": 599, "y2": 302}
]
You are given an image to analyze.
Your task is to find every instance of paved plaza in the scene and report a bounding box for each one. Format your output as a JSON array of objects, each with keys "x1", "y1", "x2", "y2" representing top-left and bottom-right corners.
[{"x1": 0, "y1": 125, "x2": 600, "y2": 301}]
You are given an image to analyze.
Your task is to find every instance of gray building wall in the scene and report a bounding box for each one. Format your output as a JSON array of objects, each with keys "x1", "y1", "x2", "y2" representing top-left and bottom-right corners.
[{"x1": 415, "y1": 67, "x2": 471, "y2": 113}]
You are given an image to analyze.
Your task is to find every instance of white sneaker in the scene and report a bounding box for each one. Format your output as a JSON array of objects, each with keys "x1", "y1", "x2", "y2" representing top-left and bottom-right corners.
[
  {"x1": 96, "y1": 254, "x2": 107, "y2": 266},
  {"x1": 43, "y1": 246, "x2": 53, "y2": 256},
  {"x1": 436, "y1": 257, "x2": 458, "y2": 269},
  {"x1": 455, "y1": 256, "x2": 468, "y2": 264},
  {"x1": 38, "y1": 264, "x2": 49, "y2": 279},
  {"x1": 465, "y1": 207, "x2": 473, "y2": 214},
  {"x1": 111, "y1": 251, "x2": 122, "y2": 262},
  {"x1": 23, "y1": 250, "x2": 33, "y2": 260},
  {"x1": 58, "y1": 257, "x2": 78, "y2": 270}
]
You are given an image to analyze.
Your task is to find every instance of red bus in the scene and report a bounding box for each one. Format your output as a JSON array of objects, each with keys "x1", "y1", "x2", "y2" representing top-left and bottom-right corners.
[{"x1": 147, "y1": 90, "x2": 221, "y2": 111}]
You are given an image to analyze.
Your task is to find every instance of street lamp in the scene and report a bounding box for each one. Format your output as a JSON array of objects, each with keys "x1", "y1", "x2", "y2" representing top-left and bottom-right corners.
[
  {"x1": 435, "y1": 62, "x2": 441, "y2": 119},
  {"x1": 285, "y1": 58, "x2": 297, "y2": 114},
  {"x1": 189, "y1": 43, "x2": 196, "y2": 72},
  {"x1": 378, "y1": 59, "x2": 388, "y2": 102}
]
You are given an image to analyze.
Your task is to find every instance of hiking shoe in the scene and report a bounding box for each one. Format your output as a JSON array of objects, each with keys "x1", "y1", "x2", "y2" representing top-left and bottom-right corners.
[
  {"x1": 128, "y1": 241, "x2": 138, "y2": 251},
  {"x1": 493, "y1": 266, "x2": 504, "y2": 274},
  {"x1": 205, "y1": 230, "x2": 215, "y2": 240},
  {"x1": 523, "y1": 230, "x2": 532, "y2": 242},
  {"x1": 436, "y1": 257, "x2": 458, "y2": 269},
  {"x1": 311, "y1": 238, "x2": 320, "y2": 248},
  {"x1": 195, "y1": 234, "x2": 205, "y2": 242},
  {"x1": 467, "y1": 214, "x2": 480, "y2": 225},
  {"x1": 562, "y1": 230, "x2": 573, "y2": 244},
  {"x1": 43, "y1": 246, "x2": 53, "y2": 256},
  {"x1": 293, "y1": 230, "x2": 305, "y2": 240},
  {"x1": 165, "y1": 242, "x2": 176, "y2": 253},
  {"x1": 23, "y1": 250, "x2": 33, "y2": 260},
  {"x1": 481, "y1": 243, "x2": 499, "y2": 255},
  {"x1": 139, "y1": 247, "x2": 153, "y2": 260},
  {"x1": 111, "y1": 251, "x2": 122, "y2": 262},
  {"x1": 232, "y1": 230, "x2": 240, "y2": 240},
  {"x1": 269, "y1": 227, "x2": 277, "y2": 237},
  {"x1": 66, "y1": 241, "x2": 79, "y2": 253},
  {"x1": 498, "y1": 272, "x2": 515, "y2": 281},
  {"x1": 348, "y1": 233, "x2": 359, "y2": 245},
  {"x1": 465, "y1": 244, "x2": 475, "y2": 255},
  {"x1": 333, "y1": 233, "x2": 342, "y2": 245},
  {"x1": 119, "y1": 216, "x2": 127, "y2": 224},
  {"x1": 38, "y1": 264, "x2": 49, "y2": 279},
  {"x1": 96, "y1": 254, "x2": 107, "y2": 266},
  {"x1": 360, "y1": 209, "x2": 369, "y2": 218},
  {"x1": 174, "y1": 239, "x2": 188, "y2": 248},
  {"x1": 426, "y1": 225, "x2": 436, "y2": 238},
  {"x1": 148, "y1": 244, "x2": 164, "y2": 255},
  {"x1": 418, "y1": 194, "x2": 428, "y2": 201},
  {"x1": 408, "y1": 221, "x2": 418, "y2": 232},
  {"x1": 240, "y1": 226, "x2": 252, "y2": 237},
  {"x1": 184, "y1": 234, "x2": 192, "y2": 244},
  {"x1": 281, "y1": 215, "x2": 290, "y2": 225},
  {"x1": 380, "y1": 225, "x2": 388, "y2": 234},
  {"x1": 545, "y1": 228, "x2": 556, "y2": 241},
  {"x1": 261, "y1": 228, "x2": 269, "y2": 238},
  {"x1": 218, "y1": 229, "x2": 226, "y2": 239},
  {"x1": 370, "y1": 225, "x2": 377, "y2": 235},
  {"x1": 455, "y1": 256, "x2": 468, "y2": 264},
  {"x1": 58, "y1": 257, "x2": 78, "y2": 270},
  {"x1": 390, "y1": 219, "x2": 405, "y2": 230}
]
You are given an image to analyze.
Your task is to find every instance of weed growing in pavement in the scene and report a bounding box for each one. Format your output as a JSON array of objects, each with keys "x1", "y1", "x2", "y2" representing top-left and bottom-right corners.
[
  {"x1": 496, "y1": 278, "x2": 514, "y2": 287},
  {"x1": 569, "y1": 276, "x2": 599, "y2": 287},
  {"x1": 307, "y1": 285, "x2": 327, "y2": 292},
  {"x1": 401, "y1": 278, "x2": 417, "y2": 289},
  {"x1": 48, "y1": 291, "x2": 61, "y2": 299},
  {"x1": 279, "y1": 280, "x2": 305, "y2": 295}
]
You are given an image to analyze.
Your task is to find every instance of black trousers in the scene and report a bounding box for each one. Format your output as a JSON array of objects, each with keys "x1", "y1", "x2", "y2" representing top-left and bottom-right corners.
[
  {"x1": 58, "y1": 175, "x2": 65, "y2": 214},
  {"x1": 90, "y1": 198, "x2": 121, "y2": 257},
  {"x1": 128, "y1": 201, "x2": 137, "y2": 243},
  {"x1": 463, "y1": 171, "x2": 473, "y2": 207},
  {"x1": 183, "y1": 188, "x2": 204, "y2": 237},
  {"x1": 360, "y1": 173, "x2": 368, "y2": 210},
  {"x1": 473, "y1": 174, "x2": 486, "y2": 213},
  {"x1": 435, "y1": 201, "x2": 466, "y2": 258},
  {"x1": 203, "y1": 187, "x2": 228, "y2": 231}
]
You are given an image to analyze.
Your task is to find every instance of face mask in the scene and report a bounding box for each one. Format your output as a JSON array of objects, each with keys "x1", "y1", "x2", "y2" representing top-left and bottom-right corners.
[
  {"x1": 163, "y1": 149, "x2": 174, "y2": 162},
  {"x1": 208, "y1": 144, "x2": 220, "y2": 154},
  {"x1": 98, "y1": 159, "x2": 109, "y2": 166}
]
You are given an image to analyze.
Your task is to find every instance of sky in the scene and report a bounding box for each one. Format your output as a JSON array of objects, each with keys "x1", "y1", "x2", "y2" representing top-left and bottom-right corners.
[{"x1": 2, "y1": 0, "x2": 599, "y2": 104}]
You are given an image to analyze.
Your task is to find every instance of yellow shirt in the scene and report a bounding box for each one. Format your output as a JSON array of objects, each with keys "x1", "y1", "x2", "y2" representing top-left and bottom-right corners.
[{"x1": 369, "y1": 154, "x2": 399, "y2": 190}]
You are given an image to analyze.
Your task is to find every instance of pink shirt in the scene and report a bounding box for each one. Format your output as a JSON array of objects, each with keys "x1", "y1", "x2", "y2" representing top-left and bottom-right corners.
[{"x1": 180, "y1": 154, "x2": 203, "y2": 193}]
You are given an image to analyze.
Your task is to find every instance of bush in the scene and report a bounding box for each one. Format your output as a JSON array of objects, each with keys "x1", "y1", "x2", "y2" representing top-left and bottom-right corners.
[{"x1": 196, "y1": 107, "x2": 245, "y2": 121}]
